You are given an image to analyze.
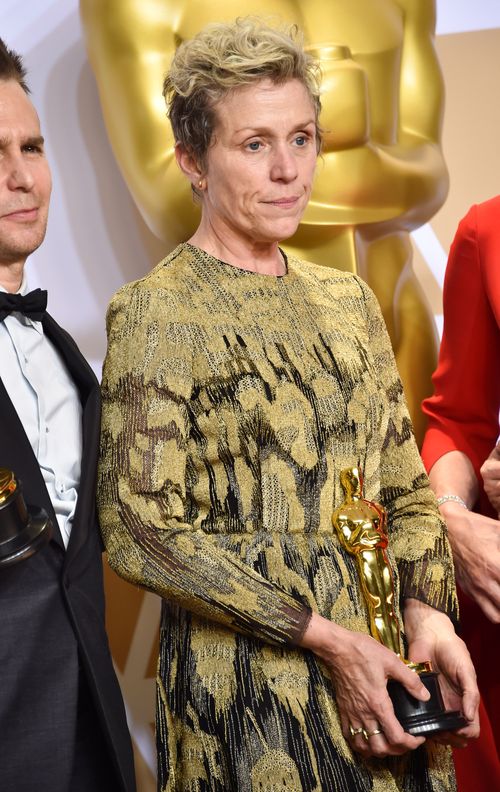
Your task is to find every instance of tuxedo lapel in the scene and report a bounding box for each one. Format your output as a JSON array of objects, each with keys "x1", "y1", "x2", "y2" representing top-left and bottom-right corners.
[
  {"x1": 42, "y1": 314, "x2": 97, "y2": 397},
  {"x1": 42, "y1": 314, "x2": 101, "y2": 568}
]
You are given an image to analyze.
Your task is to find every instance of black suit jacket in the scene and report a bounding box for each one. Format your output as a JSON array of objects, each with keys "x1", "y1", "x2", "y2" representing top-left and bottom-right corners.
[{"x1": 0, "y1": 313, "x2": 136, "y2": 792}]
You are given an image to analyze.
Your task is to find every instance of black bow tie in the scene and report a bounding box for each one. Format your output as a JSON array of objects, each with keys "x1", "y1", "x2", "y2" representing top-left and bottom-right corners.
[{"x1": 0, "y1": 288, "x2": 47, "y2": 323}]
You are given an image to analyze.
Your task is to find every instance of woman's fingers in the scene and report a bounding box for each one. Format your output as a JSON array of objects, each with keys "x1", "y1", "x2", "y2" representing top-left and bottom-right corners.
[
  {"x1": 456, "y1": 668, "x2": 480, "y2": 728},
  {"x1": 375, "y1": 705, "x2": 425, "y2": 755},
  {"x1": 331, "y1": 635, "x2": 432, "y2": 757},
  {"x1": 389, "y1": 660, "x2": 431, "y2": 702},
  {"x1": 345, "y1": 710, "x2": 425, "y2": 758},
  {"x1": 339, "y1": 679, "x2": 426, "y2": 757},
  {"x1": 335, "y1": 615, "x2": 479, "y2": 758}
]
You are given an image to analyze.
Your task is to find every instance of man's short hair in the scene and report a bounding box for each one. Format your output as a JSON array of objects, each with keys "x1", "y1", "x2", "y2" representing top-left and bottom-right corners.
[{"x1": 0, "y1": 38, "x2": 29, "y2": 93}]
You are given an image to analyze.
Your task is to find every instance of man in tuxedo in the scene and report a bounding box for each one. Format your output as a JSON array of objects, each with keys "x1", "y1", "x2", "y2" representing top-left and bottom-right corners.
[{"x1": 0, "y1": 39, "x2": 136, "y2": 792}]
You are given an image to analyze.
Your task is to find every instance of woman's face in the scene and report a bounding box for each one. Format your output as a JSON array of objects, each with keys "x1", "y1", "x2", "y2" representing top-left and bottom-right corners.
[{"x1": 201, "y1": 79, "x2": 318, "y2": 250}]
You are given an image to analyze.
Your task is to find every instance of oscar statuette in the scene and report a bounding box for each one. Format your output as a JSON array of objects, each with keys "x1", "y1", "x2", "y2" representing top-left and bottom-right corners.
[
  {"x1": 0, "y1": 468, "x2": 52, "y2": 566},
  {"x1": 332, "y1": 467, "x2": 467, "y2": 736}
]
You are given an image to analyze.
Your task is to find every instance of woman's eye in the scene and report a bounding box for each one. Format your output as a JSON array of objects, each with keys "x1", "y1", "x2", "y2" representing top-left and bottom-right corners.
[{"x1": 295, "y1": 136, "x2": 307, "y2": 147}]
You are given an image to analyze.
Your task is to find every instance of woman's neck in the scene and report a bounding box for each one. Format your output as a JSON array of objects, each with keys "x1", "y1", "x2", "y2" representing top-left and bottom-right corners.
[{"x1": 188, "y1": 225, "x2": 287, "y2": 276}]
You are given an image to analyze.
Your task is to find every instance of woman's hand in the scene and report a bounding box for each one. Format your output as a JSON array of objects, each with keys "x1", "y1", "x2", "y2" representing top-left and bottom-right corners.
[
  {"x1": 299, "y1": 612, "x2": 428, "y2": 758},
  {"x1": 428, "y1": 449, "x2": 500, "y2": 622},
  {"x1": 440, "y1": 502, "x2": 500, "y2": 623},
  {"x1": 404, "y1": 599, "x2": 480, "y2": 747},
  {"x1": 481, "y1": 444, "x2": 500, "y2": 516}
]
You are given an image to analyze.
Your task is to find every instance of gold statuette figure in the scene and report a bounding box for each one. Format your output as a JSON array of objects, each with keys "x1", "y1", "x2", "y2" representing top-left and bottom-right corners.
[
  {"x1": 332, "y1": 467, "x2": 405, "y2": 658},
  {"x1": 332, "y1": 467, "x2": 466, "y2": 736},
  {"x1": 80, "y1": 0, "x2": 448, "y2": 444}
]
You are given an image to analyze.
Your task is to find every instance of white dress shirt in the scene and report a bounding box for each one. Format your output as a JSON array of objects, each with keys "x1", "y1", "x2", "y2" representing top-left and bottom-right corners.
[{"x1": 0, "y1": 276, "x2": 82, "y2": 548}]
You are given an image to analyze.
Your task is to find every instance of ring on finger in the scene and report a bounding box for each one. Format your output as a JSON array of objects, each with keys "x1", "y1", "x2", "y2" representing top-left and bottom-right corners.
[
  {"x1": 349, "y1": 725, "x2": 364, "y2": 737},
  {"x1": 362, "y1": 727, "x2": 383, "y2": 740}
]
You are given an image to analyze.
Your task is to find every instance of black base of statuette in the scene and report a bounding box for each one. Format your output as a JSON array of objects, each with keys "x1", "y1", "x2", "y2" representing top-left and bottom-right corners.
[
  {"x1": 388, "y1": 671, "x2": 468, "y2": 737},
  {"x1": 0, "y1": 478, "x2": 52, "y2": 567}
]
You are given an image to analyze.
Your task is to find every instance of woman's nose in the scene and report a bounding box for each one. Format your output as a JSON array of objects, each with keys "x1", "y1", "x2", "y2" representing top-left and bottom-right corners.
[{"x1": 270, "y1": 144, "x2": 298, "y2": 182}]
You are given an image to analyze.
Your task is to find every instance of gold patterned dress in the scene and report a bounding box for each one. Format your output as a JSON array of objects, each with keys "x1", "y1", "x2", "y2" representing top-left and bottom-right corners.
[{"x1": 98, "y1": 243, "x2": 457, "y2": 792}]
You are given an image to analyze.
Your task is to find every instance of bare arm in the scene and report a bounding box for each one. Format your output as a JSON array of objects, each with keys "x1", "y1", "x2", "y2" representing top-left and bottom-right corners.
[
  {"x1": 428, "y1": 450, "x2": 478, "y2": 508},
  {"x1": 428, "y1": 451, "x2": 500, "y2": 623}
]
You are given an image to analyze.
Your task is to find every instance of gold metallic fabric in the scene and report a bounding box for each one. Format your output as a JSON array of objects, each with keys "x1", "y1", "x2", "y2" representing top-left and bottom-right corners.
[{"x1": 98, "y1": 244, "x2": 456, "y2": 791}]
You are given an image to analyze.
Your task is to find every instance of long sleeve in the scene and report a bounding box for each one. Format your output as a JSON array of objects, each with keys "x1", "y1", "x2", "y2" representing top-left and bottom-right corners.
[
  {"x1": 357, "y1": 277, "x2": 459, "y2": 622},
  {"x1": 421, "y1": 199, "x2": 500, "y2": 486},
  {"x1": 98, "y1": 280, "x2": 311, "y2": 646}
]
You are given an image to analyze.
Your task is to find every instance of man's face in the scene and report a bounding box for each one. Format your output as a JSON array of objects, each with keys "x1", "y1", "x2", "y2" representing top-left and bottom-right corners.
[{"x1": 0, "y1": 79, "x2": 51, "y2": 269}]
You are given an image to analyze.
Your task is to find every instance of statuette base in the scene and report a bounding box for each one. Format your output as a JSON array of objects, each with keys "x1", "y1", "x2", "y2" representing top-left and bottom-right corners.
[
  {"x1": 388, "y1": 671, "x2": 467, "y2": 737},
  {"x1": 0, "y1": 469, "x2": 52, "y2": 567}
]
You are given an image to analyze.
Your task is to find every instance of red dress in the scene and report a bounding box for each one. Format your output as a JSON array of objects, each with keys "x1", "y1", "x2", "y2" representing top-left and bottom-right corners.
[{"x1": 421, "y1": 196, "x2": 500, "y2": 788}]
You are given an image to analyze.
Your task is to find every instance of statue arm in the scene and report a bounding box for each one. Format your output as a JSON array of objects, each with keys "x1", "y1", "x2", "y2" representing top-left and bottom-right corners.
[
  {"x1": 310, "y1": 0, "x2": 448, "y2": 227},
  {"x1": 395, "y1": 0, "x2": 443, "y2": 143},
  {"x1": 305, "y1": 0, "x2": 448, "y2": 229},
  {"x1": 80, "y1": 0, "x2": 196, "y2": 241},
  {"x1": 376, "y1": 0, "x2": 448, "y2": 224}
]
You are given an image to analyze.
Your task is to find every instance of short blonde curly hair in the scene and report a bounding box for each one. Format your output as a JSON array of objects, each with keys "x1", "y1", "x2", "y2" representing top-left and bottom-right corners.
[{"x1": 163, "y1": 17, "x2": 322, "y2": 169}]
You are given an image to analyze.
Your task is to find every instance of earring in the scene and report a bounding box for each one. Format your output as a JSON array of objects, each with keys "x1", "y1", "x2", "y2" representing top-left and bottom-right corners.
[{"x1": 198, "y1": 179, "x2": 204, "y2": 190}]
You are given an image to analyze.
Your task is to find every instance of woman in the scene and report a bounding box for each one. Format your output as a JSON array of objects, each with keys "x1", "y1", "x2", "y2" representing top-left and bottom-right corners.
[
  {"x1": 421, "y1": 196, "x2": 500, "y2": 788},
  {"x1": 98, "y1": 18, "x2": 478, "y2": 791}
]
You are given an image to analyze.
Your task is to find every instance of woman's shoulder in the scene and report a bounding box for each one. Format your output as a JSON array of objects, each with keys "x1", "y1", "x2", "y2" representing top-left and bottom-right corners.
[
  {"x1": 469, "y1": 194, "x2": 500, "y2": 223},
  {"x1": 105, "y1": 245, "x2": 200, "y2": 338},
  {"x1": 286, "y1": 253, "x2": 369, "y2": 298},
  {"x1": 109, "y1": 243, "x2": 200, "y2": 312},
  {"x1": 456, "y1": 194, "x2": 500, "y2": 242}
]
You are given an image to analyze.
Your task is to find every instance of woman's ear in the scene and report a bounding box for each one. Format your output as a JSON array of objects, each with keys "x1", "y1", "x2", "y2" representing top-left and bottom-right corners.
[{"x1": 175, "y1": 142, "x2": 204, "y2": 188}]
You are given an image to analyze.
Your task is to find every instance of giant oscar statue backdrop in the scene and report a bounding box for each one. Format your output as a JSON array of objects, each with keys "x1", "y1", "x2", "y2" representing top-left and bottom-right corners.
[
  {"x1": 80, "y1": 0, "x2": 448, "y2": 446},
  {"x1": 80, "y1": 1, "x2": 448, "y2": 787}
]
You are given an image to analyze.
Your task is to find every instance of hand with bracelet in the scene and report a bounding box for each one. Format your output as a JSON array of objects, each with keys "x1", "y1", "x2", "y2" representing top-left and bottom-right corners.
[{"x1": 429, "y1": 450, "x2": 500, "y2": 623}]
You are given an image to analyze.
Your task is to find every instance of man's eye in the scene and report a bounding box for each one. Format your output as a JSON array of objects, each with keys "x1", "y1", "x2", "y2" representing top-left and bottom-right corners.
[{"x1": 247, "y1": 141, "x2": 262, "y2": 151}]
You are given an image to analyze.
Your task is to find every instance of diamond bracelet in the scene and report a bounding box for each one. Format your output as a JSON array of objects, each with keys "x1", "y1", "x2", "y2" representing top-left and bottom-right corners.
[{"x1": 436, "y1": 494, "x2": 469, "y2": 510}]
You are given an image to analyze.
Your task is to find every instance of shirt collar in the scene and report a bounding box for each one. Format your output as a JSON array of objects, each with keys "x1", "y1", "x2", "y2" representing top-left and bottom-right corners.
[{"x1": 0, "y1": 272, "x2": 43, "y2": 332}]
